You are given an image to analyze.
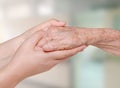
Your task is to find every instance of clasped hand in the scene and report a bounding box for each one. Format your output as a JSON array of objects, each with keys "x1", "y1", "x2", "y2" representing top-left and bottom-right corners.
[
  {"x1": 0, "y1": 19, "x2": 86, "y2": 88},
  {"x1": 1, "y1": 18, "x2": 120, "y2": 88}
]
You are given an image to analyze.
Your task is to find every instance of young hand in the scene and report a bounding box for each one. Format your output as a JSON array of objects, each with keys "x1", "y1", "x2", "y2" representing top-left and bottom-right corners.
[
  {"x1": 0, "y1": 19, "x2": 65, "y2": 69},
  {"x1": 0, "y1": 31, "x2": 86, "y2": 88}
]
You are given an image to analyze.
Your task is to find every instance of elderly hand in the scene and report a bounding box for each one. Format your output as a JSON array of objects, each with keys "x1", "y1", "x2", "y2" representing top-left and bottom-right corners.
[
  {"x1": 38, "y1": 26, "x2": 120, "y2": 56},
  {"x1": 38, "y1": 26, "x2": 88, "y2": 51}
]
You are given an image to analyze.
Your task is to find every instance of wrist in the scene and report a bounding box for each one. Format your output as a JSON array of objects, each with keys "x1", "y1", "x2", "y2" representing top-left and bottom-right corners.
[
  {"x1": 77, "y1": 29, "x2": 88, "y2": 45},
  {"x1": 12, "y1": 35, "x2": 25, "y2": 51},
  {"x1": 0, "y1": 64, "x2": 24, "y2": 88},
  {"x1": 77, "y1": 28, "x2": 105, "y2": 45},
  {"x1": 0, "y1": 35, "x2": 24, "y2": 57}
]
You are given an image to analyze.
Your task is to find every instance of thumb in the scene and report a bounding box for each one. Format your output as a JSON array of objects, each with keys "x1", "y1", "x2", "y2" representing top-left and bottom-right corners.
[
  {"x1": 47, "y1": 45, "x2": 87, "y2": 60},
  {"x1": 36, "y1": 19, "x2": 66, "y2": 31},
  {"x1": 25, "y1": 31, "x2": 45, "y2": 49}
]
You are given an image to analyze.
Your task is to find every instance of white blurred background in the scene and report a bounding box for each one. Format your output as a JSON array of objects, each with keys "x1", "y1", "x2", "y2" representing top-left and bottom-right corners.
[{"x1": 0, "y1": 0, "x2": 120, "y2": 88}]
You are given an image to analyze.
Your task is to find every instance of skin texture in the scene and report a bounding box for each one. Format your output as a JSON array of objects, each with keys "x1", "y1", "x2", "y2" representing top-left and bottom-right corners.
[
  {"x1": 0, "y1": 19, "x2": 86, "y2": 88},
  {"x1": 38, "y1": 26, "x2": 87, "y2": 51},
  {"x1": 38, "y1": 26, "x2": 120, "y2": 56},
  {"x1": 0, "y1": 19, "x2": 120, "y2": 88},
  {"x1": 92, "y1": 28, "x2": 120, "y2": 56},
  {"x1": 0, "y1": 31, "x2": 86, "y2": 88},
  {"x1": 0, "y1": 19, "x2": 66, "y2": 70}
]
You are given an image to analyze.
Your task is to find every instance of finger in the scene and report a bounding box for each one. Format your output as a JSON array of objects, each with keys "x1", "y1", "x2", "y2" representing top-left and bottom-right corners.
[
  {"x1": 25, "y1": 31, "x2": 45, "y2": 49},
  {"x1": 47, "y1": 45, "x2": 87, "y2": 60},
  {"x1": 24, "y1": 19, "x2": 65, "y2": 35},
  {"x1": 36, "y1": 18, "x2": 66, "y2": 30},
  {"x1": 56, "y1": 58, "x2": 70, "y2": 64},
  {"x1": 22, "y1": 19, "x2": 66, "y2": 40},
  {"x1": 53, "y1": 58, "x2": 69, "y2": 65},
  {"x1": 53, "y1": 55, "x2": 74, "y2": 65}
]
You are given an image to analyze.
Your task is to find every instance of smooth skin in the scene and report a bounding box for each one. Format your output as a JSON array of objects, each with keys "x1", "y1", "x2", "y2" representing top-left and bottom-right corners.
[
  {"x1": 0, "y1": 19, "x2": 86, "y2": 88},
  {"x1": 0, "y1": 31, "x2": 86, "y2": 88},
  {"x1": 0, "y1": 19, "x2": 66, "y2": 70}
]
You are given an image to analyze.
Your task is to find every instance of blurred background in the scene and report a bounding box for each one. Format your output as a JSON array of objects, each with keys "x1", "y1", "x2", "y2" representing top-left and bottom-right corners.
[{"x1": 0, "y1": 0, "x2": 120, "y2": 88}]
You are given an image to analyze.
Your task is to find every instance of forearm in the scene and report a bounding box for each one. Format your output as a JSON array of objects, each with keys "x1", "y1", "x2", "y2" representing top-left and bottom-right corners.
[
  {"x1": 0, "y1": 65, "x2": 23, "y2": 88},
  {"x1": 77, "y1": 28, "x2": 100, "y2": 45},
  {"x1": 77, "y1": 28, "x2": 117, "y2": 44},
  {"x1": 0, "y1": 36, "x2": 24, "y2": 69},
  {"x1": 77, "y1": 28, "x2": 120, "y2": 56},
  {"x1": 90, "y1": 28, "x2": 120, "y2": 45}
]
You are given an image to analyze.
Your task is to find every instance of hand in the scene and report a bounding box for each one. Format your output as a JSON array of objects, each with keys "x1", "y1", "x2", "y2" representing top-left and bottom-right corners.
[
  {"x1": 0, "y1": 19, "x2": 65, "y2": 69},
  {"x1": 38, "y1": 26, "x2": 88, "y2": 51},
  {"x1": 13, "y1": 18, "x2": 66, "y2": 54},
  {"x1": 0, "y1": 31, "x2": 86, "y2": 88},
  {"x1": 21, "y1": 19, "x2": 66, "y2": 40},
  {"x1": 11, "y1": 31, "x2": 86, "y2": 77}
]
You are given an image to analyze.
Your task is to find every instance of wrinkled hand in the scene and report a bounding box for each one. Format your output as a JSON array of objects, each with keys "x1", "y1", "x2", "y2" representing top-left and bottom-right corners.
[{"x1": 38, "y1": 26, "x2": 88, "y2": 51}]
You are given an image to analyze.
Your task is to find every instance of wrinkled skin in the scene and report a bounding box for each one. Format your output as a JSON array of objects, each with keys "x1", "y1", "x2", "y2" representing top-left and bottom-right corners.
[
  {"x1": 92, "y1": 29, "x2": 120, "y2": 56},
  {"x1": 38, "y1": 26, "x2": 87, "y2": 51},
  {"x1": 38, "y1": 26, "x2": 120, "y2": 56}
]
